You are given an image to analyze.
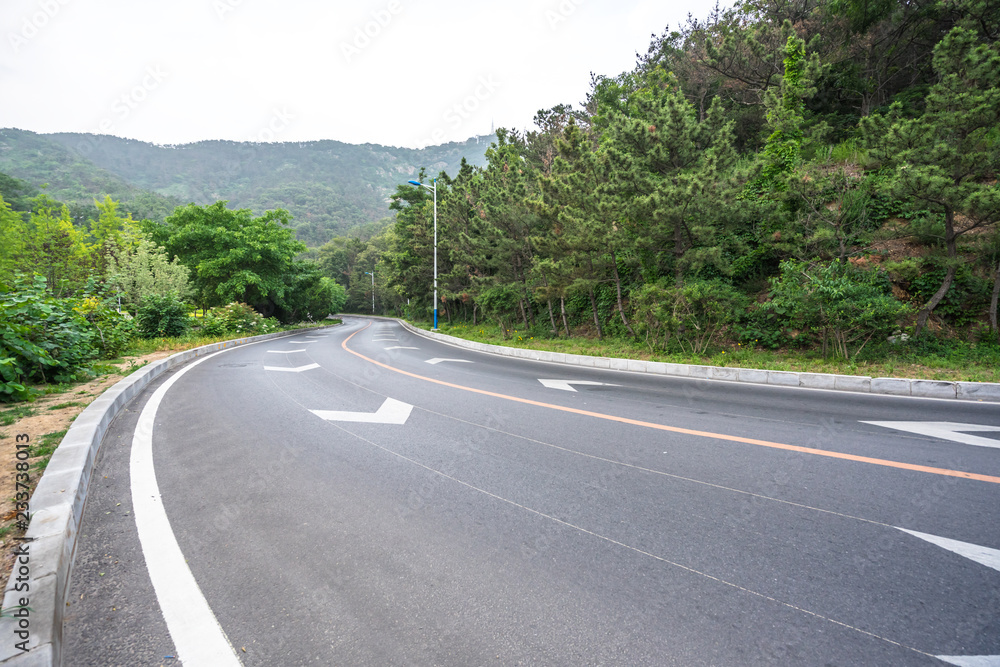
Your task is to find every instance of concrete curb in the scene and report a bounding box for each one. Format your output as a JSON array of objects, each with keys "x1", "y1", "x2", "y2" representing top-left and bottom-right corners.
[
  {"x1": 0, "y1": 325, "x2": 339, "y2": 666},
  {"x1": 392, "y1": 319, "x2": 1000, "y2": 403}
]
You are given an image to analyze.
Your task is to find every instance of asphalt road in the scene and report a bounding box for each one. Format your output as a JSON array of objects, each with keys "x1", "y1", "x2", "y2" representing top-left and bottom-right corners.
[{"x1": 63, "y1": 317, "x2": 1000, "y2": 666}]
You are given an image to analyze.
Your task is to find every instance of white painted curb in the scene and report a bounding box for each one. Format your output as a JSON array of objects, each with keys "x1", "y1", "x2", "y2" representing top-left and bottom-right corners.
[
  {"x1": 393, "y1": 319, "x2": 1000, "y2": 403},
  {"x1": 0, "y1": 325, "x2": 339, "y2": 666}
]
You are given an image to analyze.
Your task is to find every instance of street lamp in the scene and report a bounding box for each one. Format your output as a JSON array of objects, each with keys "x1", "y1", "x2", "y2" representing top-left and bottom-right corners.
[
  {"x1": 364, "y1": 270, "x2": 375, "y2": 314},
  {"x1": 407, "y1": 178, "x2": 438, "y2": 330}
]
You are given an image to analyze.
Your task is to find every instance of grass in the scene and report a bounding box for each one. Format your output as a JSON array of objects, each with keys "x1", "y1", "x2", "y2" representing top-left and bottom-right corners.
[
  {"x1": 29, "y1": 430, "x2": 66, "y2": 471},
  {"x1": 414, "y1": 320, "x2": 1000, "y2": 383},
  {"x1": 0, "y1": 405, "x2": 36, "y2": 426},
  {"x1": 47, "y1": 402, "x2": 86, "y2": 410}
]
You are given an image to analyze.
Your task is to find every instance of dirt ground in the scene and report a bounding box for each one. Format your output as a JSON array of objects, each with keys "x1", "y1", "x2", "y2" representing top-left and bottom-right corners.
[{"x1": 0, "y1": 350, "x2": 172, "y2": 598}]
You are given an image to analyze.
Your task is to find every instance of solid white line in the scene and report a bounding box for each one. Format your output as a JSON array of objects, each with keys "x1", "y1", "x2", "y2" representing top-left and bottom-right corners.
[{"x1": 131, "y1": 349, "x2": 242, "y2": 667}]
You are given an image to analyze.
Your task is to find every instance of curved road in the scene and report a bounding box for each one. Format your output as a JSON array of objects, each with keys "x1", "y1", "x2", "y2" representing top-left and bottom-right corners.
[{"x1": 63, "y1": 317, "x2": 1000, "y2": 666}]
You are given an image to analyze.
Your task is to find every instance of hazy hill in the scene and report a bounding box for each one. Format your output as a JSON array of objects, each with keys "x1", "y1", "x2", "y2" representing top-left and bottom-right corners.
[{"x1": 0, "y1": 128, "x2": 494, "y2": 246}]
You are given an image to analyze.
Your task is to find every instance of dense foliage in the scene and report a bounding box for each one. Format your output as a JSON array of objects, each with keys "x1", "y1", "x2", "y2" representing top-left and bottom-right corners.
[{"x1": 320, "y1": 0, "x2": 999, "y2": 353}]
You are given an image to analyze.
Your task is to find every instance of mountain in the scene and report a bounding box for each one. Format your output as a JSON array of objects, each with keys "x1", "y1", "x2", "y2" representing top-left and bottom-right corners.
[{"x1": 0, "y1": 128, "x2": 495, "y2": 246}]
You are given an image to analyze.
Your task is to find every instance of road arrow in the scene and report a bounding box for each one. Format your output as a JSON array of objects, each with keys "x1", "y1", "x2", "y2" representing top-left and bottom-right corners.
[
  {"x1": 310, "y1": 398, "x2": 413, "y2": 424},
  {"x1": 425, "y1": 358, "x2": 473, "y2": 365},
  {"x1": 897, "y1": 527, "x2": 1000, "y2": 573},
  {"x1": 539, "y1": 379, "x2": 621, "y2": 392},
  {"x1": 936, "y1": 655, "x2": 1000, "y2": 666},
  {"x1": 385, "y1": 346, "x2": 419, "y2": 350},
  {"x1": 264, "y1": 363, "x2": 320, "y2": 373},
  {"x1": 863, "y1": 422, "x2": 1000, "y2": 450}
]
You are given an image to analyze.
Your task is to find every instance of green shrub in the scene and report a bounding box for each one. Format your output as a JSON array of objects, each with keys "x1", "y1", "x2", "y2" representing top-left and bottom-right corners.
[
  {"x1": 633, "y1": 279, "x2": 748, "y2": 354},
  {"x1": 763, "y1": 260, "x2": 910, "y2": 358},
  {"x1": 200, "y1": 302, "x2": 280, "y2": 336},
  {"x1": 135, "y1": 293, "x2": 191, "y2": 338},
  {"x1": 0, "y1": 274, "x2": 98, "y2": 400}
]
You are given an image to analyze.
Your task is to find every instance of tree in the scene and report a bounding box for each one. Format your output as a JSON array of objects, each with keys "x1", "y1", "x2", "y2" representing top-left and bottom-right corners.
[
  {"x1": 23, "y1": 195, "x2": 92, "y2": 297},
  {"x1": 0, "y1": 195, "x2": 26, "y2": 285},
  {"x1": 602, "y1": 71, "x2": 739, "y2": 290},
  {"x1": 150, "y1": 201, "x2": 306, "y2": 313},
  {"x1": 862, "y1": 26, "x2": 1000, "y2": 335},
  {"x1": 105, "y1": 237, "x2": 192, "y2": 313}
]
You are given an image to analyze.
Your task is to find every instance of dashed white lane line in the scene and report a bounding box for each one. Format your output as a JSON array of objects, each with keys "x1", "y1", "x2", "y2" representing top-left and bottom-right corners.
[
  {"x1": 131, "y1": 348, "x2": 242, "y2": 667},
  {"x1": 267, "y1": 349, "x2": 306, "y2": 354}
]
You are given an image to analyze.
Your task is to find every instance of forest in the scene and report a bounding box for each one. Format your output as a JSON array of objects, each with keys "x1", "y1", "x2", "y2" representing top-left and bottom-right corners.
[
  {"x1": 2, "y1": 0, "x2": 999, "y2": 402},
  {"x1": 324, "y1": 0, "x2": 1000, "y2": 361}
]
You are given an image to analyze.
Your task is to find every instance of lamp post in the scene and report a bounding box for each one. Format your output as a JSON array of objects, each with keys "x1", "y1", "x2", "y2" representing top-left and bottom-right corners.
[
  {"x1": 407, "y1": 178, "x2": 438, "y2": 330},
  {"x1": 364, "y1": 270, "x2": 375, "y2": 314}
]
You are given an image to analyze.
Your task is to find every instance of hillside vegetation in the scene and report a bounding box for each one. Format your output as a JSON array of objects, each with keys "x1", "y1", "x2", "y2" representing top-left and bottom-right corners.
[
  {"x1": 0, "y1": 129, "x2": 494, "y2": 246},
  {"x1": 2, "y1": 0, "x2": 999, "y2": 404},
  {"x1": 334, "y1": 0, "x2": 999, "y2": 364}
]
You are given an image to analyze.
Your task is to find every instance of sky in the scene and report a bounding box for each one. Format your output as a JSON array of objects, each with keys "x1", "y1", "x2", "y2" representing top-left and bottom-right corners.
[{"x1": 1, "y1": 0, "x2": 722, "y2": 149}]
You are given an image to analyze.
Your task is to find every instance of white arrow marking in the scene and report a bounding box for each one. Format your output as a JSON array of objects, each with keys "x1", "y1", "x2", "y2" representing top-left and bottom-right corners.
[
  {"x1": 385, "y1": 346, "x2": 419, "y2": 350},
  {"x1": 267, "y1": 349, "x2": 306, "y2": 354},
  {"x1": 263, "y1": 363, "x2": 320, "y2": 373},
  {"x1": 311, "y1": 398, "x2": 413, "y2": 424},
  {"x1": 863, "y1": 422, "x2": 1000, "y2": 449},
  {"x1": 897, "y1": 528, "x2": 1000, "y2": 573},
  {"x1": 936, "y1": 656, "x2": 1000, "y2": 666},
  {"x1": 425, "y1": 358, "x2": 473, "y2": 365},
  {"x1": 539, "y1": 379, "x2": 621, "y2": 392}
]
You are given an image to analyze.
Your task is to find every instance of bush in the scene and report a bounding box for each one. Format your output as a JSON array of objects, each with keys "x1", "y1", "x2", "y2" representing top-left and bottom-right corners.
[
  {"x1": 633, "y1": 279, "x2": 748, "y2": 354},
  {"x1": 135, "y1": 293, "x2": 191, "y2": 338},
  {"x1": 763, "y1": 260, "x2": 910, "y2": 358},
  {"x1": 74, "y1": 295, "x2": 135, "y2": 359},
  {"x1": 200, "y1": 302, "x2": 280, "y2": 336},
  {"x1": 0, "y1": 274, "x2": 98, "y2": 400}
]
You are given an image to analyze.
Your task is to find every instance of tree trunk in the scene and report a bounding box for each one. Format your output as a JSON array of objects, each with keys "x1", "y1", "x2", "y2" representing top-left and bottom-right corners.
[
  {"x1": 546, "y1": 299, "x2": 558, "y2": 335},
  {"x1": 560, "y1": 297, "x2": 570, "y2": 337},
  {"x1": 519, "y1": 299, "x2": 529, "y2": 328},
  {"x1": 589, "y1": 287, "x2": 603, "y2": 339},
  {"x1": 473, "y1": 302, "x2": 478, "y2": 326},
  {"x1": 990, "y1": 256, "x2": 999, "y2": 342},
  {"x1": 673, "y1": 219, "x2": 685, "y2": 289},
  {"x1": 913, "y1": 207, "x2": 958, "y2": 337},
  {"x1": 609, "y1": 247, "x2": 635, "y2": 337}
]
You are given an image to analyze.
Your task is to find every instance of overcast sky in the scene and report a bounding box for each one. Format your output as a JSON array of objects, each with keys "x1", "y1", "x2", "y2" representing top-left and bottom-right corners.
[{"x1": 1, "y1": 0, "x2": 722, "y2": 149}]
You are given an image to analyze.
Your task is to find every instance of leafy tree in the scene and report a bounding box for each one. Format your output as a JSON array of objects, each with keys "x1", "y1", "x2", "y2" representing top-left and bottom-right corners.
[
  {"x1": 603, "y1": 71, "x2": 739, "y2": 289},
  {"x1": 0, "y1": 195, "x2": 27, "y2": 285},
  {"x1": 105, "y1": 237, "x2": 192, "y2": 313},
  {"x1": 23, "y1": 195, "x2": 92, "y2": 297},
  {"x1": 150, "y1": 201, "x2": 306, "y2": 313},
  {"x1": 862, "y1": 26, "x2": 1000, "y2": 335}
]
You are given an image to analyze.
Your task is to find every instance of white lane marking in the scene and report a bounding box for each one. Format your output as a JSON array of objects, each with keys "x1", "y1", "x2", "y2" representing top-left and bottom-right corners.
[
  {"x1": 863, "y1": 422, "x2": 1000, "y2": 449},
  {"x1": 425, "y1": 358, "x2": 473, "y2": 365},
  {"x1": 266, "y1": 349, "x2": 306, "y2": 354},
  {"x1": 538, "y1": 379, "x2": 621, "y2": 392},
  {"x1": 897, "y1": 528, "x2": 1000, "y2": 573},
  {"x1": 131, "y1": 350, "x2": 242, "y2": 666},
  {"x1": 310, "y1": 398, "x2": 413, "y2": 424},
  {"x1": 263, "y1": 363, "x2": 321, "y2": 373},
  {"x1": 385, "y1": 346, "x2": 419, "y2": 351},
  {"x1": 936, "y1": 656, "x2": 1000, "y2": 666},
  {"x1": 285, "y1": 340, "x2": 313, "y2": 344}
]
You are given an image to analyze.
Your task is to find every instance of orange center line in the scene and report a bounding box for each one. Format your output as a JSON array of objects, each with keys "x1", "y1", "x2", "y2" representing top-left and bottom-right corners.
[{"x1": 343, "y1": 324, "x2": 1000, "y2": 485}]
